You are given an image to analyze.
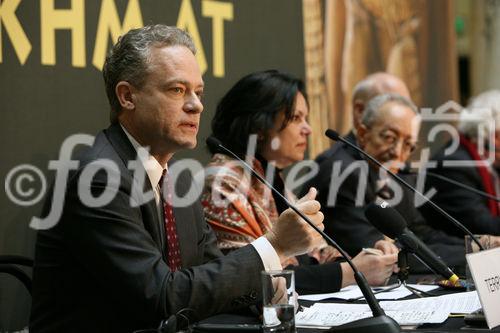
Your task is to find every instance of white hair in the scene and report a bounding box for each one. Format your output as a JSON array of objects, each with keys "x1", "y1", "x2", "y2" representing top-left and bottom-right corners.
[
  {"x1": 362, "y1": 93, "x2": 418, "y2": 127},
  {"x1": 459, "y1": 90, "x2": 500, "y2": 139}
]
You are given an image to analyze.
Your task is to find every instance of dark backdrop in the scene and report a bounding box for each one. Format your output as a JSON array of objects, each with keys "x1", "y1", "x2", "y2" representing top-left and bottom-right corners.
[{"x1": 0, "y1": 0, "x2": 305, "y2": 329}]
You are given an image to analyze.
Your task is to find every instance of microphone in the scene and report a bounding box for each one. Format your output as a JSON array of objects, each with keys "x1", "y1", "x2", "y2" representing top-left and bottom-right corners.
[
  {"x1": 325, "y1": 129, "x2": 485, "y2": 251},
  {"x1": 399, "y1": 166, "x2": 500, "y2": 201},
  {"x1": 206, "y1": 136, "x2": 400, "y2": 333},
  {"x1": 365, "y1": 202, "x2": 459, "y2": 284},
  {"x1": 426, "y1": 172, "x2": 500, "y2": 202}
]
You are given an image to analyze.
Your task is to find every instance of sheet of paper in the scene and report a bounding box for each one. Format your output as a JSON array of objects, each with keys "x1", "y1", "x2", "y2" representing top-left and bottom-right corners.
[
  {"x1": 298, "y1": 284, "x2": 439, "y2": 301},
  {"x1": 296, "y1": 291, "x2": 481, "y2": 328},
  {"x1": 296, "y1": 303, "x2": 370, "y2": 328},
  {"x1": 379, "y1": 291, "x2": 481, "y2": 314},
  {"x1": 296, "y1": 303, "x2": 447, "y2": 327}
]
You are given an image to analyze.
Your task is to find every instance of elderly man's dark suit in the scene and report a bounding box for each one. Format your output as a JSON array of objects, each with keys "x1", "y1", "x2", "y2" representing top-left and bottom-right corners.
[
  {"x1": 303, "y1": 134, "x2": 465, "y2": 270},
  {"x1": 30, "y1": 124, "x2": 263, "y2": 333},
  {"x1": 305, "y1": 134, "x2": 385, "y2": 256},
  {"x1": 419, "y1": 141, "x2": 500, "y2": 237}
]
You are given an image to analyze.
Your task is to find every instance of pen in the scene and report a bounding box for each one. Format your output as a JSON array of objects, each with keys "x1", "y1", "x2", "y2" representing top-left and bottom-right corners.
[{"x1": 362, "y1": 248, "x2": 383, "y2": 255}]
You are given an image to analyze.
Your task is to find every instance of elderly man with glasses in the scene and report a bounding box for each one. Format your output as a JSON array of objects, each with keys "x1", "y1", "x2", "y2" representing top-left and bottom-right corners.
[{"x1": 304, "y1": 93, "x2": 467, "y2": 273}]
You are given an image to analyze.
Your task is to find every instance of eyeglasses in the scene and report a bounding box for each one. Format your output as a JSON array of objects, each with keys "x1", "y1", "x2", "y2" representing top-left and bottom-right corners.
[{"x1": 376, "y1": 130, "x2": 417, "y2": 153}]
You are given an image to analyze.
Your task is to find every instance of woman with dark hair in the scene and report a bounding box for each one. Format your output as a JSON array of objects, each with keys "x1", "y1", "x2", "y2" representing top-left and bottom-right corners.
[{"x1": 202, "y1": 70, "x2": 397, "y2": 293}]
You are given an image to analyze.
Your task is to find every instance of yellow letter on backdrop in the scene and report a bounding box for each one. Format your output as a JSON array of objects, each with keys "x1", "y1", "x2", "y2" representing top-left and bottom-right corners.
[
  {"x1": 202, "y1": 0, "x2": 233, "y2": 77},
  {"x1": 176, "y1": 0, "x2": 207, "y2": 74},
  {"x1": 0, "y1": 0, "x2": 32, "y2": 64},
  {"x1": 92, "y1": 0, "x2": 143, "y2": 70},
  {"x1": 41, "y1": 0, "x2": 85, "y2": 67}
]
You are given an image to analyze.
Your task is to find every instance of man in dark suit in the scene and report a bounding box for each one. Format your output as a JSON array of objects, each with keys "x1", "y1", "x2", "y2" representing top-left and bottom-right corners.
[
  {"x1": 30, "y1": 25, "x2": 325, "y2": 332},
  {"x1": 420, "y1": 90, "x2": 500, "y2": 237},
  {"x1": 306, "y1": 93, "x2": 421, "y2": 256},
  {"x1": 310, "y1": 73, "x2": 411, "y2": 256},
  {"x1": 304, "y1": 92, "x2": 466, "y2": 271}
]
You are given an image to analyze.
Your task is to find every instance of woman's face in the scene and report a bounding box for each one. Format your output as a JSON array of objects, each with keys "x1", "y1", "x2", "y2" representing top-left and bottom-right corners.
[{"x1": 260, "y1": 92, "x2": 312, "y2": 168}]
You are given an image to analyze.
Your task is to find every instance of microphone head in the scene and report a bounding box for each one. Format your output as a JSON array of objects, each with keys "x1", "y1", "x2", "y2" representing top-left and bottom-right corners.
[
  {"x1": 206, "y1": 136, "x2": 222, "y2": 150},
  {"x1": 325, "y1": 129, "x2": 340, "y2": 141},
  {"x1": 364, "y1": 202, "x2": 407, "y2": 238}
]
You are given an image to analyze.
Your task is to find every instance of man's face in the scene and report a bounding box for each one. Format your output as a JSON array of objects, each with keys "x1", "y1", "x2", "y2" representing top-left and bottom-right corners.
[
  {"x1": 357, "y1": 102, "x2": 420, "y2": 174},
  {"x1": 126, "y1": 46, "x2": 204, "y2": 155}
]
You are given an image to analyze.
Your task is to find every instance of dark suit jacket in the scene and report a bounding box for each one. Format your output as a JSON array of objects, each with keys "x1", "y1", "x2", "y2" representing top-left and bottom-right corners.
[
  {"x1": 291, "y1": 255, "x2": 342, "y2": 294},
  {"x1": 419, "y1": 142, "x2": 500, "y2": 236},
  {"x1": 304, "y1": 137, "x2": 384, "y2": 256},
  {"x1": 30, "y1": 124, "x2": 264, "y2": 333},
  {"x1": 303, "y1": 138, "x2": 465, "y2": 271}
]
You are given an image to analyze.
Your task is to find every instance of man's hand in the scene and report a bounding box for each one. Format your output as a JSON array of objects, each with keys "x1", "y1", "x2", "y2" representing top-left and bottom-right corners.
[
  {"x1": 341, "y1": 250, "x2": 398, "y2": 287},
  {"x1": 270, "y1": 277, "x2": 288, "y2": 304},
  {"x1": 265, "y1": 188, "x2": 324, "y2": 261},
  {"x1": 309, "y1": 245, "x2": 341, "y2": 264},
  {"x1": 281, "y1": 257, "x2": 299, "y2": 268},
  {"x1": 269, "y1": 277, "x2": 299, "y2": 311},
  {"x1": 481, "y1": 235, "x2": 500, "y2": 249},
  {"x1": 374, "y1": 238, "x2": 399, "y2": 255}
]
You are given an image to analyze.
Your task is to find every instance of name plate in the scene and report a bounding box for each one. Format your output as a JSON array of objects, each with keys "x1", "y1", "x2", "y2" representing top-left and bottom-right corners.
[{"x1": 466, "y1": 247, "x2": 500, "y2": 329}]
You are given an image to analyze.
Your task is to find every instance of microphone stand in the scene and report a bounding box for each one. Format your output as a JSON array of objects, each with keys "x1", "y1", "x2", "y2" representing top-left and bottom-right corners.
[
  {"x1": 395, "y1": 249, "x2": 433, "y2": 297},
  {"x1": 325, "y1": 129, "x2": 485, "y2": 252},
  {"x1": 207, "y1": 137, "x2": 401, "y2": 333}
]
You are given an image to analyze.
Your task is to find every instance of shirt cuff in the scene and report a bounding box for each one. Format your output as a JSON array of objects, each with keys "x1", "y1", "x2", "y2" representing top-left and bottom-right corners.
[{"x1": 251, "y1": 236, "x2": 282, "y2": 271}]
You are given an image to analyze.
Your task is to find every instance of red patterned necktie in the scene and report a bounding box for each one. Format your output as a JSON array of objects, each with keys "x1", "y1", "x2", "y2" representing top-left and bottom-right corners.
[{"x1": 159, "y1": 169, "x2": 182, "y2": 271}]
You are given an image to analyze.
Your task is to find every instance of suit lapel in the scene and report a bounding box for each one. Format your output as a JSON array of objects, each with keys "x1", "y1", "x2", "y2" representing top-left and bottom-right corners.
[
  {"x1": 104, "y1": 124, "x2": 165, "y2": 256},
  {"x1": 345, "y1": 142, "x2": 378, "y2": 202},
  {"x1": 104, "y1": 125, "x2": 201, "y2": 267}
]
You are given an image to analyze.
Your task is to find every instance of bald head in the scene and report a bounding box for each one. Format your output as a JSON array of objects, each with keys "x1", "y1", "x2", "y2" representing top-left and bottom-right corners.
[{"x1": 351, "y1": 72, "x2": 411, "y2": 130}]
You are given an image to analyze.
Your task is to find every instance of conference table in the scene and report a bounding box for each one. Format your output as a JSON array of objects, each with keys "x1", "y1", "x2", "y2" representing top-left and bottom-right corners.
[
  {"x1": 192, "y1": 316, "x2": 499, "y2": 332},
  {"x1": 191, "y1": 274, "x2": 500, "y2": 332},
  {"x1": 192, "y1": 309, "x2": 499, "y2": 332}
]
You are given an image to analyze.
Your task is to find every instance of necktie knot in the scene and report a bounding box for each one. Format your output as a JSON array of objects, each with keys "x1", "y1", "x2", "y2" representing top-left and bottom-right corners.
[
  {"x1": 159, "y1": 169, "x2": 170, "y2": 203},
  {"x1": 159, "y1": 169, "x2": 167, "y2": 189}
]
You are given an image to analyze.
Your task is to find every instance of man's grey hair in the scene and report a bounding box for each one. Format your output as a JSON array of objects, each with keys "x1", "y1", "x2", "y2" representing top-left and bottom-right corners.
[
  {"x1": 459, "y1": 90, "x2": 500, "y2": 139},
  {"x1": 361, "y1": 93, "x2": 419, "y2": 127},
  {"x1": 103, "y1": 25, "x2": 196, "y2": 124}
]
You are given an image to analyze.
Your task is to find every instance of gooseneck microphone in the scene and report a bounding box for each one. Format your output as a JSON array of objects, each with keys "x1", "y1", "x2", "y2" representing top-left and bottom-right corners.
[
  {"x1": 325, "y1": 129, "x2": 484, "y2": 251},
  {"x1": 365, "y1": 202, "x2": 459, "y2": 283},
  {"x1": 207, "y1": 136, "x2": 400, "y2": 333},
  {"x1": 400, "y1": 167, "x2": 500, "y2": 201},
  {"x1": 426, "y1": 172, "x2": 500, "y2": 202}
]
